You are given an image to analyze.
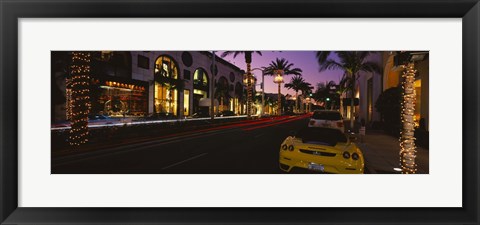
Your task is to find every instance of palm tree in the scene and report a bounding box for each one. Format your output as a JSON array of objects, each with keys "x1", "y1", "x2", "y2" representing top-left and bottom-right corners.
[
  {"x1": 300, "y1": 81, "x2": 313, "y2": 113},
  {"x1": 284, "y1": 75, "x2": 305, "y2": 112},
  {"x1": 314, "y1": 80, "x2": 339, "y2": 110},
  {"x1": 215, "y1": 80, "x2": 230, "y2": 112},
  {"x1": 264, "y1": 58, "x2": 303, "y2": 115},
  {"x1": 264, "y1": 58, "x2": 303, "y2": 76},
  {"x1": 221, "y1": 51, "x2": 262, "y2": 118},
  {"x1": 316, "y1": 51, "x2": 381, "y2": 128},
  {"x1": 68, "y1": 51, "x2": 91, "y2": 147},
  {"x1": 337, "y1": 73, "x2": 353, "y2": 116}
]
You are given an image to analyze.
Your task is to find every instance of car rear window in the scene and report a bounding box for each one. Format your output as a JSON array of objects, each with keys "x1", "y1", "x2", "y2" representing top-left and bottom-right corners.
[
  {"x1": 312, "y1": 111, "x2": 342, "y2": 120},
  {"x1": 297, "y1": 127, "x2": 347, "y2": 146}
]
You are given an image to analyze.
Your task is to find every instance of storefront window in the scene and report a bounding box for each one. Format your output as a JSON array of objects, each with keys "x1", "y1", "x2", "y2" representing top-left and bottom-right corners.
[
  {"x1": 414, "y1": 79, "x2": 422, "y2": 126},
  {"x1": 155, "y1": 56, "x2": 178, "y2": 79},
  {"x1": 193, "y1": 68, "x2": 208, "y2": 87},
  {"x1": 184, "y1": 90, "x2": 190, "y2": 116},
  {"x1": 155, "y1": 83, "x2": 178, "y2": 115},
  {"x1": 154, "y1": 55, "x2": 179, "y2": 115},
  {"x1": 94, "y1": 81, "x2": 147, "y2": 117}
]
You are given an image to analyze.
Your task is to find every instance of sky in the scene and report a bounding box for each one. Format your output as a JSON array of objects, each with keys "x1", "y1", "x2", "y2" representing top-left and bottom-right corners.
[{"x1": 216, "y1": 51, "x2": 344, "y2": 96}]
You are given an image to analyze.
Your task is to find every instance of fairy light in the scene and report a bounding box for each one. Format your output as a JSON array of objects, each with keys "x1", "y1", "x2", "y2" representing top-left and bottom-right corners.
[
  {"x1": 65, "y1": 78, "x2": 73, "y2": 120},
  {"x1": 399, "y1": 62, "x2": 417, "y2": 174},
  {"x1": 68, "y1": 52, "x2": 91, "y2": 147}
]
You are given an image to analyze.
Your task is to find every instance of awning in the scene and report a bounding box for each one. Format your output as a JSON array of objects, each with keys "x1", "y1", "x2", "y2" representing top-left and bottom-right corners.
[{"x1": 199, "y1": 98, "x2": 219, "y2": 107}]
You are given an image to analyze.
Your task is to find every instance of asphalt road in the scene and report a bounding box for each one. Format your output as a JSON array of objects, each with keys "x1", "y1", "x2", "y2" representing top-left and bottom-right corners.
[{"x1": 52, "y1": 115, "x2": 312, "y2": 174}]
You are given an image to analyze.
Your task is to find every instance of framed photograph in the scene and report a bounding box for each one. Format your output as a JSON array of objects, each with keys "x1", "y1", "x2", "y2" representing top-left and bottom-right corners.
[{"x1": 1, "y1": 0, "x2": 478, "y2": 224}]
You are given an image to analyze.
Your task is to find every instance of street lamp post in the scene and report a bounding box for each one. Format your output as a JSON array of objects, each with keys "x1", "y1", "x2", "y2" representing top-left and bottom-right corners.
[{"x1": 273, "y1": 69, "x2": 284, "y2": 116}]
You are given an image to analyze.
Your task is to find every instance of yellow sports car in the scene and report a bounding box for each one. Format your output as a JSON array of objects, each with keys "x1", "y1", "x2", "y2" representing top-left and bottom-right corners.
[{"x1": 279, "y1": 127, "x2": 364, "y2": 174}]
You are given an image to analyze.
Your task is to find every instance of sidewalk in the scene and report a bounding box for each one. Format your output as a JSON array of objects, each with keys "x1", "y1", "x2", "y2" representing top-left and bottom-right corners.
[{"x1": 357, "y1": 130, "x2": 429, "y2": 174}]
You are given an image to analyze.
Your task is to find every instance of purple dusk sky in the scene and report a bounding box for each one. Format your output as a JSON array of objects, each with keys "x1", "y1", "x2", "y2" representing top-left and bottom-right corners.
[{"x1": 216, "y1": 51, "x2": 344, "y2": 96}]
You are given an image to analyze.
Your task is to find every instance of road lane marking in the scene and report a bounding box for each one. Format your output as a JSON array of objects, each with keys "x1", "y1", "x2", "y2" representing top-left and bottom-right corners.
[{"x1": 161, "y1": 153, "x2": 208, "y2": 170}]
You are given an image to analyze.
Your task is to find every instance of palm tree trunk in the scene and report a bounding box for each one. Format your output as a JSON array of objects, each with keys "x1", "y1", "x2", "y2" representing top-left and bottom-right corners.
[
  {"x1": 246, "y1": 62, "x2": 252, "y2": 119},
  {"x1": 295, "y1": 91, "x2": 298, "y2": 113},
  {"x1": 68, "y1": 51, "x2": 91, "y2": 147},
  {"x1": 400, "y1": 62, "x2": 417, "y2": 174},
  {"x1": 169, "y1": 88, "x2": 173, "y2": 114},
  {"x1": 339, "y1": 95, "x2": 343, "y2": 117},
  {"x1": 350, "y1": 74, "x2": 356, "y2": 130},
  {"x1": 277, "y1": 83, "x2": 281, "y2": 115}
]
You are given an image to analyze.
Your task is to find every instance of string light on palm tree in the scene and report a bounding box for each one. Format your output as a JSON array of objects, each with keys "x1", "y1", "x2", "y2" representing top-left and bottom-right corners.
[
  {"x1": 68, "y1": 51, "x2": 91, "y2": 147},
  {"x1": 400, "y1": 62, "x2": 417, "y2": 174},
  {"x1": 396, "y1": 51, "x2": 427, "y2": 174},
  {"x1": 221, "y1": 51, "x2": 262, "y2": 119},
  {"x1": 273, "y1": 69, "x2": 284, "y2": 115},
  {"x1": 243, "y1": 72, "x2": 256, "y2": 117}
]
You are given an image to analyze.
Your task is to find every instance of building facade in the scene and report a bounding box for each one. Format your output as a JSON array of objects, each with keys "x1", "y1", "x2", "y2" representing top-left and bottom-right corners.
[
  {"x1": 382, "y1": 51, "x2": 429, "y2": 130},
  {"x1": 337, "y1": 53, "x2": 383, "y2": 125},
  {"x1": 52, "y1": 51, "x2": 246, "y2": 123},
  {"x1": 355, "y1": 53, "x2": 384, "y2": 125},
  {"x1": 351, "y1": 51, "x2": 429, "y2": 130}
]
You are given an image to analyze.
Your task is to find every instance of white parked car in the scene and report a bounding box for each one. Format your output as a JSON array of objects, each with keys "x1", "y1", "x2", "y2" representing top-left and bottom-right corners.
[{"x1": 308, "y1": 110, "x2": 344, "y2": 133}]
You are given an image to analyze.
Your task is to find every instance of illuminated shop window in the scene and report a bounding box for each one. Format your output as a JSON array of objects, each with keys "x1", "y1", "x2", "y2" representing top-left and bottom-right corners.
[
  {"x1": 155, "y1": 56, "x2": 178, "y2": 79},
  {"x1": 414, "y1": 79, "x2": 422, "y2": 125},
  {"x1": 184, "y1": 90, "x2": 190, "y2": 116},
  {"x1": 155, "y1": 82, "x2": 178, "y2": 116},
  {"x1": 193, "y1": 68, "x2": 208, "y2": 86},
  {"x1": 154, "y1": 55, "x2": 180, "y2": 115},
  {"x1": 93, "y1": 81, "x2": 147, "y2": 117}
]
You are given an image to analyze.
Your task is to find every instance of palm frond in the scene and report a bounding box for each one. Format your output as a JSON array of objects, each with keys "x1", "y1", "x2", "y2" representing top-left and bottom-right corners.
[
  {"x1": 360, "y1": 61, "x2": 383, "y2": 74},
  {"x1": 316, "y1": 51, "x2": 332, "y2": 65},
  {"x1": 264, "y1": 58, "x2": 302, "y2": 76},
  {"x1": 319, "y1": 59, "x2": 343, "y2": 72},
  {"x1": 220, "y1": 51, "x2": 235, "y2": 58}
]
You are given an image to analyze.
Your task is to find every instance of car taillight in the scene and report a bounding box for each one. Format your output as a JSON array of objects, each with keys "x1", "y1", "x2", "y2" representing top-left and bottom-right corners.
[
  {"x1": 337, "y1": 121, "x2": 343, "y2": 127},
  {"x1": 352, "y1": 153, "x2": 359, "y2": 160},
  {"x1": 288, "y1": 145, "x2": 294, "y2": 151},
  {"x1": 309, "y1": 120, "x2": 315, "y2": 125},
  {"x1": 342, "y1": 151, "x2": 350, "y2": 159}
]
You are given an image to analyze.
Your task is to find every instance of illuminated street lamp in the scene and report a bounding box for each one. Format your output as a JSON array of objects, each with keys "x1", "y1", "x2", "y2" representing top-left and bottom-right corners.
[{"x1": 273, "y1": 69, "x2": 284, "y2": 115}]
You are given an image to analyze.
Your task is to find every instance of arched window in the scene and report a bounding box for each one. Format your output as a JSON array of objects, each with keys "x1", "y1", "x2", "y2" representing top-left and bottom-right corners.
[
  {"x1": 193, "y1": 68, "x2": 208, "y2": 87},
  {"x1": 155, "y1": 55, "x2": 178, "y2": 79},
  {"x1": 216, "y1": 76, "x2": 230, "y2": 111},
  {"x1": 192, "y1": 68, "x2": 210, "y2": 114},
  {"x1": 154, "y1": 55, "x2": 179, "y2": 116}
]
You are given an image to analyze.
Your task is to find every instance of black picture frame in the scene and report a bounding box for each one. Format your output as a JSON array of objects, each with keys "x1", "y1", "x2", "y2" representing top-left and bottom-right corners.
[{"x1": 1, "y1": 0, "x2": 479, "y2": 224}]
